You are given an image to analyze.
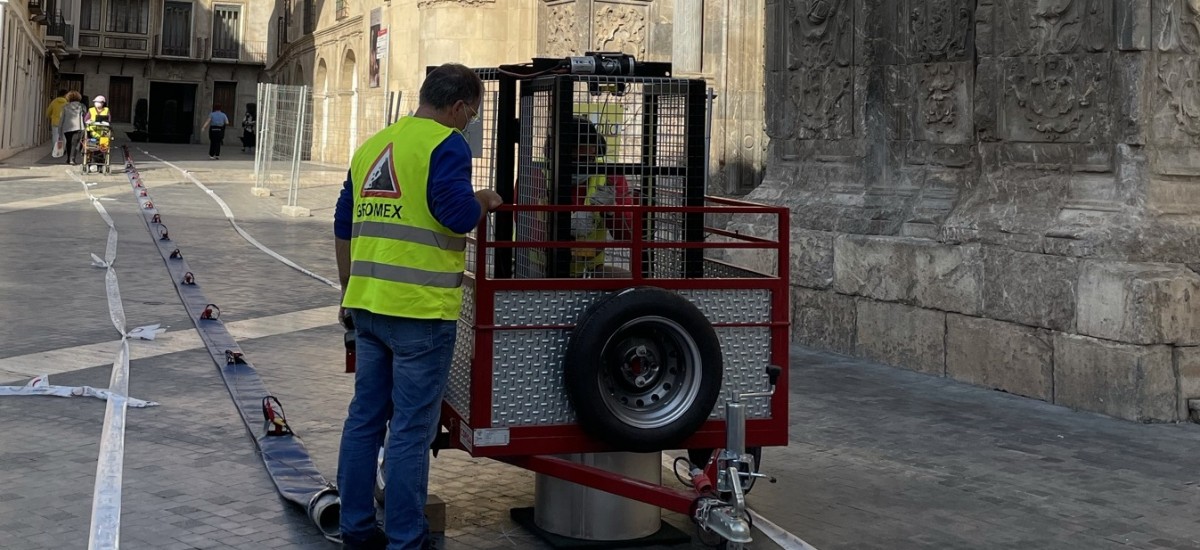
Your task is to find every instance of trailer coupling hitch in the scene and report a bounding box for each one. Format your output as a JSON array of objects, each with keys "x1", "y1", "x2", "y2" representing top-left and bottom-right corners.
[{"x1": 694, "y1": 468, "x2": 753, "y2": 544}]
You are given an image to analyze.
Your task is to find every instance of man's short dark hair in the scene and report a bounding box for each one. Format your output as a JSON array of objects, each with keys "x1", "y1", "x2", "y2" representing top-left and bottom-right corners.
[{"x1": 419, "y1": 63, "x2": 483, "y2": 110}]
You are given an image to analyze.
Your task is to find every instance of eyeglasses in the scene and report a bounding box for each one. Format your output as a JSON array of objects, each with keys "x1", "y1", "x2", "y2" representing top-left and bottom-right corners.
[{"x1": 466, "y1": 103, "x2": 479, "y2": 125}]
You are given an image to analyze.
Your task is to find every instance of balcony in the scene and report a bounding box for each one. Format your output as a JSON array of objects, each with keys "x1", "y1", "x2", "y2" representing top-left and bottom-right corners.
[
  {"x1": 212, "y1": 41, "x2": 268, "y2": 65},
  {"x1": 45, "y1": 11, "x2": 73, "y2": 47},
  {"x1": 336, "y1": 0, "x2": 349, "y2": 20},
  {"x1": 154, "y1": 34, "x2": 205, "y2": 59},
  {"x1": 153, "y1": 35, "x2": 267, "y2": 65}
]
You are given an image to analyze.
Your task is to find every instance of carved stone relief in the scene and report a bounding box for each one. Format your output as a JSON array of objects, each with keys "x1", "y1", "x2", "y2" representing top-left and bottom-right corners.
[
  {"x1": 543, "y1": 2, "x2": 578, "y2": 58},
  {"x1": 908, "y1": 0, "x2": 973, "y2": 63},
  {"x1": 916, "y1": 62, "x2": 972, "y2": 143},
  {"x1": 1001, "y1": 0, "x2": 1110, "y2": 55},
  {"x1": 1003, "y1": 55, "x2": 1108, "y2": 142},
  {"x1": 1155, "y1": 0, "x2": 1200, "y2": 53},
  {"x1": 593, "y1": 4, "x2": 647, "y2": 58},
  {"x1": 785, "y1": 0, "x2": 854, "y2": 140},
  {"x1": 1156, "y1": 55, "x2": 1200, "y2": 143}
]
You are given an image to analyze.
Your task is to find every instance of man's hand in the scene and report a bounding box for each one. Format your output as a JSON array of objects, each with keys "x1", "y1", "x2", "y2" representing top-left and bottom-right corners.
[{"x1": 475, "y1": 189, "x2": 504, "y2": 211}]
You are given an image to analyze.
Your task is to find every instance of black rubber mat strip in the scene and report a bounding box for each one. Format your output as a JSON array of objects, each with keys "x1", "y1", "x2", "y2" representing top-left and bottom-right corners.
[{"x1": 119, "y1": 146, "x2": 341, "y2": 542}]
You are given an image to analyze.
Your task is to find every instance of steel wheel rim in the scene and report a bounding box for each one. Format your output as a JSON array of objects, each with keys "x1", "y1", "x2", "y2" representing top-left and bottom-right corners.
[{"x1": 596, "y1": 315, "x2": 703, "y2": 429}]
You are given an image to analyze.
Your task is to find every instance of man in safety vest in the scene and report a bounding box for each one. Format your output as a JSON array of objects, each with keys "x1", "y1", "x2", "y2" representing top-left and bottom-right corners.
[{"x1": 333, "y1": 63, "x2": 502, "y2": 550}]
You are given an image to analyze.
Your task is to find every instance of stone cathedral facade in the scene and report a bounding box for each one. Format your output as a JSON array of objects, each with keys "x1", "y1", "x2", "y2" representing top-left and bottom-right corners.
[{"x1": 746, "y1": 0, "x2": 1200, "y2": 422}]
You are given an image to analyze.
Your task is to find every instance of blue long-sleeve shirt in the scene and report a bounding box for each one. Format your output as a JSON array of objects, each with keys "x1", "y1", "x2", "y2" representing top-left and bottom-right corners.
[{"x1": 334, "y1": 132, "x2": 481, "y2": 240}]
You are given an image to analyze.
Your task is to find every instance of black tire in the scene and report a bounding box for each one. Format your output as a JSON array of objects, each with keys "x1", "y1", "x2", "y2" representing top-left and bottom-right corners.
[{"x1": 565, "y1": 287, "x2": 723, "y2": 452}]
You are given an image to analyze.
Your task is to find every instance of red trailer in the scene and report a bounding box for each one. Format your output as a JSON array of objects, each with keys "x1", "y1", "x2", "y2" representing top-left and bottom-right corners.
[{"x1": 383, "y1": 55, "x2": 792, "y2": 548}]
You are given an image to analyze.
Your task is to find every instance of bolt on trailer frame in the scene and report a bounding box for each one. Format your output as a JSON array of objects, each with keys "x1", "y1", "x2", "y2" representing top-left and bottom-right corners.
[{"x1": 425, "y1": 58, "x2": 791, "y2": 533}]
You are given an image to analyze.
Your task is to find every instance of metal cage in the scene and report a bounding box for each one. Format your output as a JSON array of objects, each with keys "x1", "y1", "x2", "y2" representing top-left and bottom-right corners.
[{"x1": 431, "y1": 64, "x2": 790, "y2": 458}]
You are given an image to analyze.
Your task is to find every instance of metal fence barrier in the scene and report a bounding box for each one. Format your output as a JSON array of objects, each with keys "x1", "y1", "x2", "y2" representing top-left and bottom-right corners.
[
  {"x1": 252, "y1": 83, "x2": 400, "y2": 215},
  {"x1": 253, "y1": 83, "x2": 310, "y2": 208}
]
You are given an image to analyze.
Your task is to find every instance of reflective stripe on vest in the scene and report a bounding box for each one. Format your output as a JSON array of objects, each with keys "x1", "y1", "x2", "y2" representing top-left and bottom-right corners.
[
  {"x1": 350, "y1": 261, "x2": 464, "y2": 288},
  {"x1": 351, "y1": 220, "x2": 467, "y2": 251},
  {"x1": 341, "y1": 117, "x2": 468, "y2": 321}
]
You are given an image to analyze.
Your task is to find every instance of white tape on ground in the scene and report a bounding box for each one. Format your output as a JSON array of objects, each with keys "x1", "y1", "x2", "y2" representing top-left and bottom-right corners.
[
  {"x1": 0, "y1": 374, "x2": 158, "y2": 407},
  {"x1": 64, "y1": 168, "x2": 138, "y2": 550},
  {"x1": 0, "y1": 306, "x2": 340, "y2": 380},
  {"x1": 137, "y1": 149, "x2": 341, "y2": 290}
]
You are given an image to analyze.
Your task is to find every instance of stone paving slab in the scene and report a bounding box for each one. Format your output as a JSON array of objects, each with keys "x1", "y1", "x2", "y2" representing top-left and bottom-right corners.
[{"x1": 3, "y1": 142, "x2": 1200, "y2": 550}]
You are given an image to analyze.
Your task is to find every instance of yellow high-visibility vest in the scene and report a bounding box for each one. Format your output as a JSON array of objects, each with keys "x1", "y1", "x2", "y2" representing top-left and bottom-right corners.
[{"x1": 341, "y1": 117, "x2": 469, "y2": 321}]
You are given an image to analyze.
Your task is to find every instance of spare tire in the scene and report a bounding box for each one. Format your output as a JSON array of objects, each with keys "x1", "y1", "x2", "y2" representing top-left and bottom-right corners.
[{"x1": 565, "y1": 287, "x2": 723, "y2": 452}]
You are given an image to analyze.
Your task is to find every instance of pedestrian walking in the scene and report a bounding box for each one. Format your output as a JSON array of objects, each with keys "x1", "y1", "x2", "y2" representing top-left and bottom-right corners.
[
  {"x1": 45, "y1": 89, "x2": 68, "y2": 157},
  {"x1": 240, "y1": 104, "x2": 256, "y2": 153},
  {"x1": 333, "y1": 63, "x2": 502, "y2": 550},
  {"x1": 201, "y1": 104, "x2": 230, "y2": 159},
  {"x1": 61, "y1": 91, "x2": 86, "y2": 166}
]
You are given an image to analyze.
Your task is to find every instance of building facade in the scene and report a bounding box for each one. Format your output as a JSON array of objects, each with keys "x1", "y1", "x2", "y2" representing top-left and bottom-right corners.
[
  {"x1": 266, "y1": 0, "x2": 765, "y2": 192},
  {"x1": 59, "y1": 0, "x2": 272, "y2": 144},
  {"x1": 747, "y1": 0, "x2": 1200, "y2": 424},
  {"x1": 0, "y1": 0, "x2": 63, "y2": 161}
]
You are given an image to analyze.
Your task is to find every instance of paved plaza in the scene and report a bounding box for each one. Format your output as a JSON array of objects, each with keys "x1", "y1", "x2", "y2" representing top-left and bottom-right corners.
[{"x1": 1, "y1": 143, "x2": 1199, "y2": 550}]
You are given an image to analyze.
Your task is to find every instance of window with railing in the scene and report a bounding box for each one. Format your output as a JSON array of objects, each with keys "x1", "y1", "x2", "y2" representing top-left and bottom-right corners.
[
  {"x1": 80, "y1": 0, "x2": 101, "y2": 31},
  {"x1": 47, "y1": 10, "x2": 68, "y2": 37},
  {"x1": 161, "y1": 1, "x2": 192, "y2": 56},
  {"x1": 106, "y1": 0, "x2": 150, "y2": 34},
  {"x1": 336, "y1": 0, "x2": 348, "y2": 20},
  {"x1": 212, "y1": 5, "x2": 242, "y2": 59}
]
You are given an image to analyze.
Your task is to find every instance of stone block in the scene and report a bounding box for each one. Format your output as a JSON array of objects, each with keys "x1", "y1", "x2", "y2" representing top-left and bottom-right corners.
[
  {"x1": 250, "y1": 187, "x2": 272, "y2": 197},
  {"x1": 946, "y1": 314, "x2": 1053, "y2": 401},
  {"x1": 1177, "y1": 347, "x2": 1200, "y2": 420},
  {"x1": 1053, "y1": 333, "x2": 1176, "y2": 422},
  {"x1": 792, "y1": 288, "x2": 856, "y2": 355},
  {"x1": 982, "y1": 248, "x2": 1078, "y2": 332},
  {"x1": 281, "y1": 205, "x2": 311, "y2": 217},
  {"x1": 426, "y1": 494, "x2": 446, "y2": 532},
  {"x1": 1077, "y1": 261, "x2": 1200, "y2": 345},
  {"x1": 1115, "y1": 0, "x2": 1152, "y2": 51},
  {"x1": 833, "y1": 235, "x2": 982, "y2": 314},
  {"x1": 790, "y1": 228, "x2": 835, "y2": 289},
  {"x1": 855, "y1": 300, "x2": 946, "y2": 375}
]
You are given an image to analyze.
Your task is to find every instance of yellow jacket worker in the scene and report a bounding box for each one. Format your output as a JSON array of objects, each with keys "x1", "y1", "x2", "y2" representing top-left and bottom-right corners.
[
  {"x1": 45, "y1": 90, "x2": 68, "y2": 153},
  {"x1": 332, "y1": 63, "x2": 502, "y2": 550}
]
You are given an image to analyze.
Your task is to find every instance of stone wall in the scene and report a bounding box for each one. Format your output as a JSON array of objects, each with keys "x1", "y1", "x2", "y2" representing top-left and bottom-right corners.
[
  {"x1": 538, "y1": 0, "x2": 766, "y2": 194},
  {"x1": 753, "y1": 0, "x2": 1200, "y2": 422}
]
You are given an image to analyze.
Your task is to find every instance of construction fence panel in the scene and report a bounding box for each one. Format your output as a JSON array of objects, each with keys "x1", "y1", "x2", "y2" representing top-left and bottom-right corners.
[{"x1": 253, "y1": 83, "x2": 312, "y2": 202}]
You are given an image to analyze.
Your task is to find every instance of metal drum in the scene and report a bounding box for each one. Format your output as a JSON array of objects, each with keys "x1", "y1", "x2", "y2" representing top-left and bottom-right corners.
[{"x1": 534, "y1": 452, "x2": 662, "y2": 540}]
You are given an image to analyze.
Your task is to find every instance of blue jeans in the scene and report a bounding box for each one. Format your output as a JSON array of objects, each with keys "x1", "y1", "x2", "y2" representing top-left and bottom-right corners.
[{"x1": 338, "y1": 309, "x2": 457, "y2": 550}]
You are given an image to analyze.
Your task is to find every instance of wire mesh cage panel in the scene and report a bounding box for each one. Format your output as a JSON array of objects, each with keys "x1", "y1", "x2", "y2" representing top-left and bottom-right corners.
[
  {"x1": 513, "y1": 75, "x2": 707, "y2": 280},
  {"x1": 462, "y1": 68, "x2": 504, "y2": 278}
]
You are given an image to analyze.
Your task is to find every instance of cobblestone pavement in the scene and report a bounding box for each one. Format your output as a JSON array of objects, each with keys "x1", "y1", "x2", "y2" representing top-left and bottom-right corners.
[{"x1": 2, "y1": 143, "x2": 1200, "y2": 550}]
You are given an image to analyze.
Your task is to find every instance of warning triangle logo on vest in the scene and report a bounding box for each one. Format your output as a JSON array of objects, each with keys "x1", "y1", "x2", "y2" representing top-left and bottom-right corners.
[{"x1": 362, "y1": 143, "x2": 401, "y2": 198}]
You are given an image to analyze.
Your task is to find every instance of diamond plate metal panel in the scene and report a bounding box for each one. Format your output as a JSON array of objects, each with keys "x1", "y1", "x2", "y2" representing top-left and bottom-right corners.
[
  {"x1": 492, "y1": 289, "x2": 771, "y2": 327},
  {"x1": 493, "y1": 290, "x2": 607, "y2": 327},
  {"x1": 677, "y1": 289, "x2": 772, "y2": 324},
  {"x1": 447, "y1": 284, "x2": 476, "y2": 421},
  {"x1": 491, "y1": 330, "x2": 576, "y2": 427},
  {"x1": 488, "y1": 290, "x2": 776, "y2": 427},
  {"x1": 711, "y1": 327, "x2": 773, "y2": 419},
  {"x1": 704, "y1": 259, "x2": 770, "y2": 279}
]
